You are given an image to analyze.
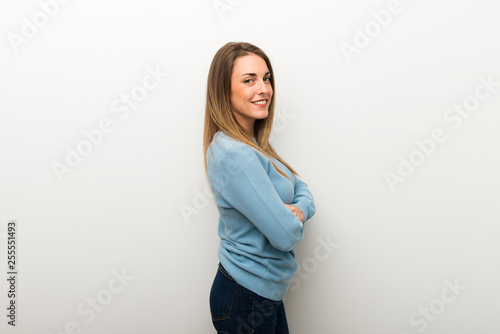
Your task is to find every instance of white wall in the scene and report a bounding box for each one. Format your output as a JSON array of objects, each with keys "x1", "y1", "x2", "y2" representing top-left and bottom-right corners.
[{"x1": 1, "y1": 0, "x2": 499, "y2": 333}]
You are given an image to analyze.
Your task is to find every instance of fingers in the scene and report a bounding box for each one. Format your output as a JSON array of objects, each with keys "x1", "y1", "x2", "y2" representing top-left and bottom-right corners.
[{"x1": 285, "y1": 204, "x2": 304, "y2": 222}]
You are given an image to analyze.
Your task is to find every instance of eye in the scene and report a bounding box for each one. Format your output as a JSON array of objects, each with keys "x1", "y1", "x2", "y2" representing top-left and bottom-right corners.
[
  {"x1": 264, "y1": 76, "x2": 271, "y2": 82},
  {"x1": 244, "y1": 79, "x2": 253, "y2": 84}
]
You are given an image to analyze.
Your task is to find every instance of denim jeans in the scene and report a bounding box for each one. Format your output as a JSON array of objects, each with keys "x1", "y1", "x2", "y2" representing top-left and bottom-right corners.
[{"x1": 209, "y1": 262, "x2": 290, "y2": 334}]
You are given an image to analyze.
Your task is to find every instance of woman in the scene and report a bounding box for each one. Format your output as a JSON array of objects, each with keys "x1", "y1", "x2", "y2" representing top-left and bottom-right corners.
[{"x1": 203, "y1": 41, "x2": 316, "y2": 333}]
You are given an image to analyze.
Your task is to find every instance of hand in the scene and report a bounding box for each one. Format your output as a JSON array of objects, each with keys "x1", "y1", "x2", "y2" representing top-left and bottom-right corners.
[{"x1": 285, "y1": 204, "x2": 305, "y2": 223}]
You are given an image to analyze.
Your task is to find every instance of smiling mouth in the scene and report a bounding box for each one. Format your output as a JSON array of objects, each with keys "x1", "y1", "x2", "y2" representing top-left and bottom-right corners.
[{"x1": 251, "y1": 99, "x2": 268, "y2": 106}]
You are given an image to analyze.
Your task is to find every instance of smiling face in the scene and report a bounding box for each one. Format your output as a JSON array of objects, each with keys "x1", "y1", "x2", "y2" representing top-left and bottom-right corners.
[{"x1": 230, "y1": 54, "x2": 273, "y2": 136}]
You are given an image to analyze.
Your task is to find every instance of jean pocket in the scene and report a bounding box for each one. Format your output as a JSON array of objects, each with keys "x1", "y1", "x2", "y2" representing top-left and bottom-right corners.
[
  {"x1": 218, "y1": 263, "x2": 234, "y2": 281},
  {"x1": 210, "y1": 266, "x2": 239, "y2": 321}
]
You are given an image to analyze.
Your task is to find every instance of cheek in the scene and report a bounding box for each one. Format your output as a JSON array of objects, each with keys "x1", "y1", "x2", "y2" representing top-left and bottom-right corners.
[
  {"x1": 233, "y1": 90, "x2": 249, "y2": 103},
  {"x1": 232, "y1": 94, "x2": 244, "y2": 106},
  {"x1": 231, "y1": 86, "x2": 243, "y2": 100},
  {"x1": 230, "y1": 92, "x2": 248, "y2": 111}
]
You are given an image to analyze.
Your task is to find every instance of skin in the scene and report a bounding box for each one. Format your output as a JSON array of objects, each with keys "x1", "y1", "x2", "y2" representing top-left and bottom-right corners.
[
  {"x1": 230, "y1": 54, "x2": 305, "y2": 223},
  {"x1": 285, "y1": 204, "x2": 305, "y2": 223},
  {"x1": 230, "y1": 54, "x2": 272, "y2": 136}
]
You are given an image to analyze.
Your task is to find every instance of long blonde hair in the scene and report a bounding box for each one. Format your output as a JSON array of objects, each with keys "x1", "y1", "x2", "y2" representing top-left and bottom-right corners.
[{"x1": 203, "y1": 42, "x2": 299, "y2": 182}]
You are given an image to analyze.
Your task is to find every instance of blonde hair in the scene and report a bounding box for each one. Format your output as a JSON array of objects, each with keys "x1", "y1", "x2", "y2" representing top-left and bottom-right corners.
[{"x1": 203, "y1": 41, "x2": 299, "y2": 181}]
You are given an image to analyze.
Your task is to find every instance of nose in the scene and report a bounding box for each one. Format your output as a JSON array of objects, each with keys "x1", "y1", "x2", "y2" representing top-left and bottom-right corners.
[{"x1": 257, "y1": 78, "x2": 270, "y2": 95}]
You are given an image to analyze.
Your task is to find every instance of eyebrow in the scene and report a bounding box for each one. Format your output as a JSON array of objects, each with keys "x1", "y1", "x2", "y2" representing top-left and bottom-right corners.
[{"x1": 241, "y1": 72, "x2": 271, "y2": 77}]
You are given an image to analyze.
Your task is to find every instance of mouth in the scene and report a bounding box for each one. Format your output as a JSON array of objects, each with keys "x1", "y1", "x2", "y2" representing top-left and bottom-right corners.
[{"x1": 251, "y1": 99, "x2": 268, "y2": 107}]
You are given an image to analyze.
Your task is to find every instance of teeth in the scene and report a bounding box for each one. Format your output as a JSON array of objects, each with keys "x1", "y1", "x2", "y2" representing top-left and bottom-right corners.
[{"x1": 252, "y1": 100, "x2": 267, "y2": 105}]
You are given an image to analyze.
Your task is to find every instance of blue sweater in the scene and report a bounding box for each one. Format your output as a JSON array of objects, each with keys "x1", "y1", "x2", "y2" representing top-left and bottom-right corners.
[{"x1": 206, "y1": 130, "x2": 316, "y2": 301}]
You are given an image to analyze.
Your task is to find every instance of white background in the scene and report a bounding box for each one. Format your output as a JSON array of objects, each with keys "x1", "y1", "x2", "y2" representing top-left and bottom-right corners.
[{"x1": 1, "y1": 0, "x2": 499, "y2": 333}]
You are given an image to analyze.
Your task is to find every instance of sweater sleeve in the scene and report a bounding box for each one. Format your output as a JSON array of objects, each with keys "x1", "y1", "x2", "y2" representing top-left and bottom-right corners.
[
  {"x1": 211, "y1": 145, "x2": 305, "y2": 252},
  {"x1": 291, "y1": 173, "x2": 316, "y2": 223}
]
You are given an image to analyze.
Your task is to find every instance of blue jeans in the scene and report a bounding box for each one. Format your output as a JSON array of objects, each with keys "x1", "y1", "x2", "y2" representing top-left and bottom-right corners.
[{"x1": 209, "y1": 262, "x2": 290, "y2": 334}]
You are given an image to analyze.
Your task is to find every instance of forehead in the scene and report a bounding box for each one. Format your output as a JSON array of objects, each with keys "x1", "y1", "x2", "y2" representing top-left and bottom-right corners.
[{"x1": 232, "y1": 54, "x2": 269, "y2": 74}]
